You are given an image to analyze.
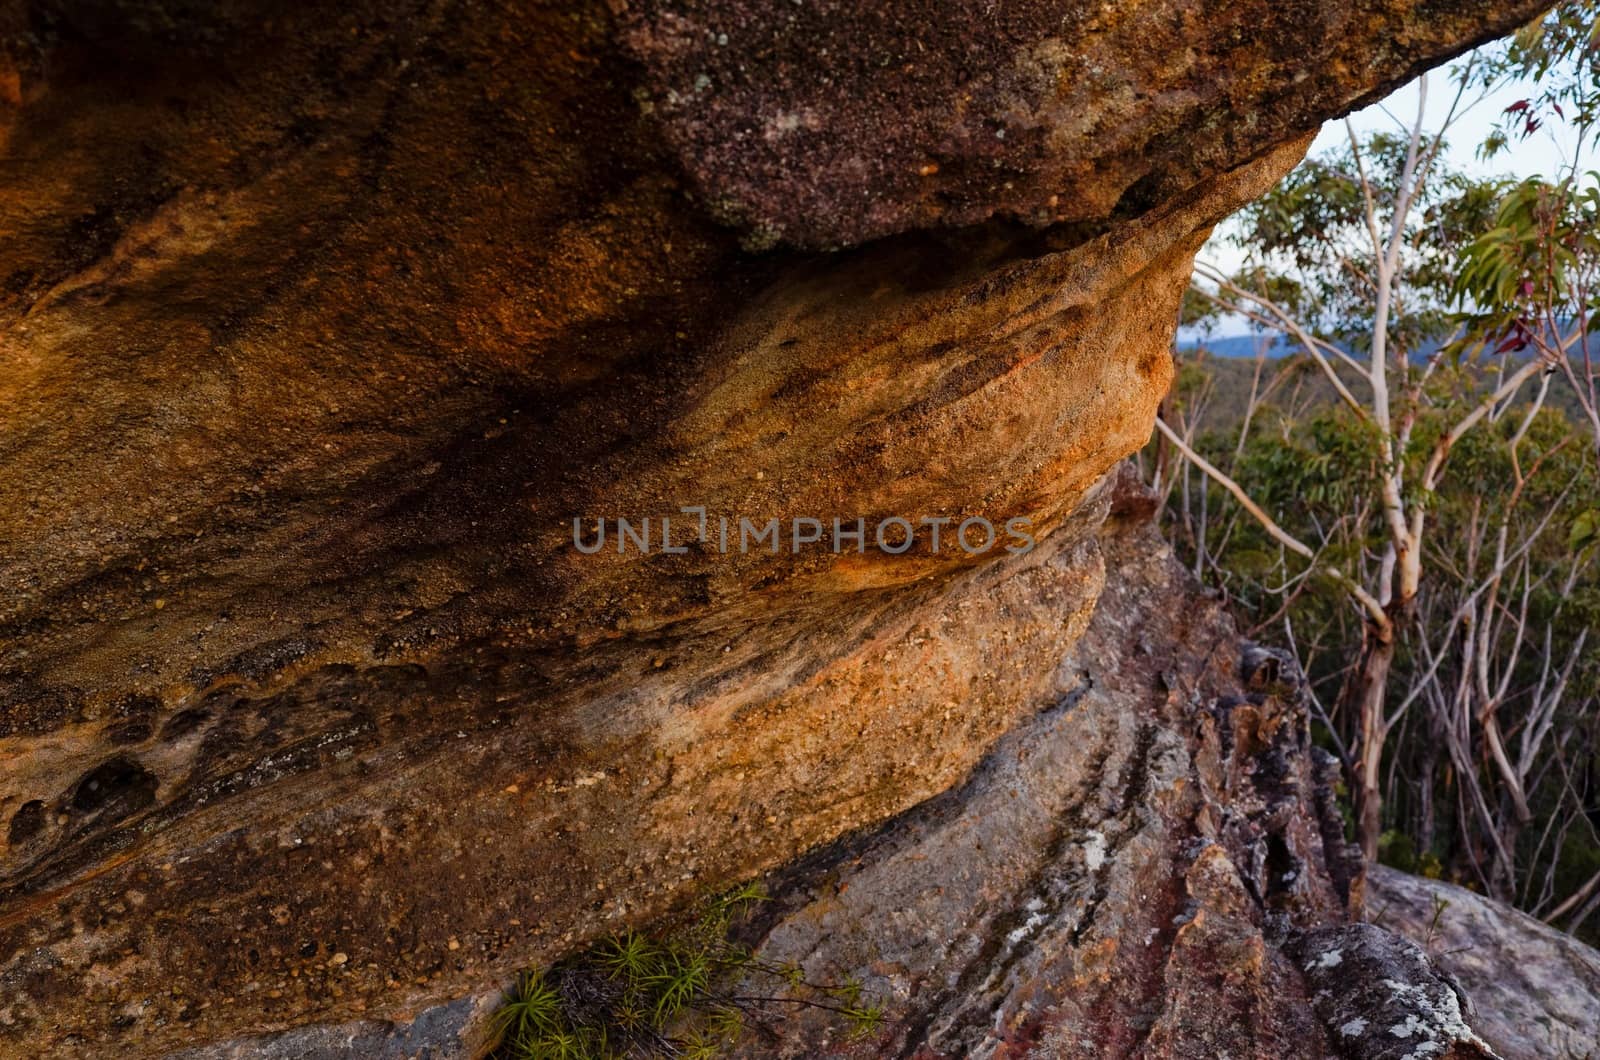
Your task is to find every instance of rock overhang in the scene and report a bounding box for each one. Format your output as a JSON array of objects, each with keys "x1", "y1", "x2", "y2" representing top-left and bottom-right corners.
[{"x1": 0, "y1": 0, "x2": 1557, "y2": 1054}]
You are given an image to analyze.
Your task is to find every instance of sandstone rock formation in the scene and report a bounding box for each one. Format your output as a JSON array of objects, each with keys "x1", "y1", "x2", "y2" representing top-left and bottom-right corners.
[
  {"x1": 722, "y1": 489, "x2": 1370, "y2": 1058},
  {"x1": 0, "y1": 0, "x2": 1555, "y2": 1055},
  {"x1": 170, "y1": 490, "x2": 1547, "y2": 1060}
]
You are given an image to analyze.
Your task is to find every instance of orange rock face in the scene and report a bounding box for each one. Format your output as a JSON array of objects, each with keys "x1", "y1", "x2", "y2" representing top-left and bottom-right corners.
[{"x1": 0, "y1": 0, "x2": 1548, "y2": 1054}]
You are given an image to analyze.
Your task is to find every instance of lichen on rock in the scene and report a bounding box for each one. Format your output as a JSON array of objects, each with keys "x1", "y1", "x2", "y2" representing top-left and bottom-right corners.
[{"x1": 0, "y1": 0, "x2": 1560, "y2": 1055}]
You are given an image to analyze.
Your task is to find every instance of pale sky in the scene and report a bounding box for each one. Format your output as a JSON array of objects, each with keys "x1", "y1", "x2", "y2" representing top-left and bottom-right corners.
[
  {"x1": 1307, "y1": 71, "x2": 1580, "y2": 179},
  {"x1": 1198, "y1": 62, "x2": 1585, "y2": 287}
]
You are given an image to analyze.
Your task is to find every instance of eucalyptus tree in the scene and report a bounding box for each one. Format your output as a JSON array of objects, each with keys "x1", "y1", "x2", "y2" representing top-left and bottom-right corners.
[
  {"x1": 1456, "y1": 1, "x2": 1600, "y2": 469},
  {"x1": 1442, "y1": 1, "x2": 1600, "y2": 919},
  {"x1": 1158, "y1": 56, "x2": 1569, "y2": 862}
]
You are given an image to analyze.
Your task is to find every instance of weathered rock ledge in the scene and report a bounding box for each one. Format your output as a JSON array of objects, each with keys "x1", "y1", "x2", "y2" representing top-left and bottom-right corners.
[
  {"x1": 174, "y1": 478, "x2": 1528, "y2": 1059},
  {"x1": 0, "y1": 0, "x2": 1555, "y2": 1055}
]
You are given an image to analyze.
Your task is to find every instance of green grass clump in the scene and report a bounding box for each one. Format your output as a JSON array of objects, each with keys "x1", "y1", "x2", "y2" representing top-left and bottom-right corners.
[{"x1": 489, "y1": 882, "x2": 885, "y2": 1059}]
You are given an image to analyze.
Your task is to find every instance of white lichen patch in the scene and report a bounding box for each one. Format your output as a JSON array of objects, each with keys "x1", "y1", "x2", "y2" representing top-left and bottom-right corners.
[
  {"x1": 1082, "y1": 831, "x2": 1107, "y2": 872},
  {"x1": 1313, "y1": 948, "x2": 1343, "y2": 969},
  {"x1": 1338, "y1": 1018, "x2": 1368, "y2": 1037},
  {"x1": 1390, "y1": 1014, "x2": 1426, "y2": 1038},
  {"x1": 1006, "y1": 911, "x2": 1048, "y2": 947},
  {"x1": 1379, "y1": 976, "x2": 1495, "y2": 1056}
]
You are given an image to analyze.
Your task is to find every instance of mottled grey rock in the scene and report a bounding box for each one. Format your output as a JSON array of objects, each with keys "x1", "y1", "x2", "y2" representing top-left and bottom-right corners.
[
  {"x1": 1292, "y1": 921, "x2": 1498, "y2": 1060},
  {"x1": 166, "y1": 993, "x2": 495, "y2": 1060},
  {"x1": 1367, "y1": 866, "x2": 1600, "y2": 1060}
]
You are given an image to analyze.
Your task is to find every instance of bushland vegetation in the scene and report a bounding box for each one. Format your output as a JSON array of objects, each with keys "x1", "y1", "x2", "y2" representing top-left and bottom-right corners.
[{"x1": 1146, "y1": 1, "x2": 1600, "y2": 940}]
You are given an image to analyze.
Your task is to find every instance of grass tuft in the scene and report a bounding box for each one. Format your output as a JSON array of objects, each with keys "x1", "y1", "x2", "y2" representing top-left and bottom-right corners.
[{"x1": 487, "y1": 881, "x2": 886, "y2": 1059}]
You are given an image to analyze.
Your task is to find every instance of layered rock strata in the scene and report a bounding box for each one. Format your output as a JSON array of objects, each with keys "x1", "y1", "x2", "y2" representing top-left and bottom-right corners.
[{"x1": 0, "y1": 0, "x2": 1551, "y2": 1054}]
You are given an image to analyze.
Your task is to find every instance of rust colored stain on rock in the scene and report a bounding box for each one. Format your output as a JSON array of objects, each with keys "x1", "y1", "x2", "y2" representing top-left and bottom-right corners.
[{"x1": 0, "y1": 0, "x2": 1549, "y2": 1055}]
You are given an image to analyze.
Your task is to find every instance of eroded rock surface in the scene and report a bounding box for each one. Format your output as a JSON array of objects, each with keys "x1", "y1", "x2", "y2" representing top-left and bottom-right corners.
[
  {"x1": 1367, "y1": 866, "x2": 1600, "y2": 1060},
  {"x1": 617, "y1": 0, "x2": 1553, "y2": 248},
  {"x1": 719, "y1": 490, "x2": 1367, "y2": 1058},
  {"x1": 174, "y1": 484, "x2": 1506, "y2": 1059},
  {"x1": 0, "y1": 0, "x2": 1550, "y2": 1055}
]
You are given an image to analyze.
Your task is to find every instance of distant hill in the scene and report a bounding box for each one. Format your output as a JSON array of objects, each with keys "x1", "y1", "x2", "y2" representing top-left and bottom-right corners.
[
  {"x1": 1177, "y1": 333, "x2": 1443, "y2": 362},
  {"x1": 1178, "y1": 323, "x2": 1574, "y2": 363},
  {"x1": 1176, "y1": 333, "x2": 1298, "y2": 359},
  {"x1": 1170, "y1": 344, "x2": 1590, "y2": 435}
]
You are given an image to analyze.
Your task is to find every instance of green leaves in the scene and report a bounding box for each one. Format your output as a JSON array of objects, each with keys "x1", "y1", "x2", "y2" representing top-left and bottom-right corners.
[
  {"x1": 598, "y1": 931, "x2": 656, "y2": 981},
  {"x1": 647, "y1": 947, "x2": 711, "y2": 1025},
  {"x1": 843, "y1": 1000, "x2": 887, "y2": 1039},
  {"x1": 1571, "y1": 508, "x2": 1600, "y2": 549},
  {"x1": 1452, "y1": 171, "x2": 1600, "y2": 363},
  {"x1": 707, "y1": 879, "x2": 767, "y2": 922},
  {"x1": 1470, "y1": 1, "x2": 1600, "y2": 148},
  {"x1": 1226, "y1": 130, "x2": 1505, "y2": 360}
]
